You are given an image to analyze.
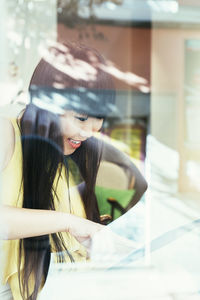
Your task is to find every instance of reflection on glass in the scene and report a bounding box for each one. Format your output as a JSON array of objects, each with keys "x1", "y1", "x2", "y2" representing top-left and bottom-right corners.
[
  {"x1": 2, "y1": 0, "x2": 200, "y2": 299},
  {"x1": 0, "y1": 35, "x2": 147, "y2": 299}
]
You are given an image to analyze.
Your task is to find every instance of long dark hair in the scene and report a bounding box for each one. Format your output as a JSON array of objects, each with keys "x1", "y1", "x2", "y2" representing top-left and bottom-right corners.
[{"x1": 18, "y1": 42, "x2": 115, "y2": 299}]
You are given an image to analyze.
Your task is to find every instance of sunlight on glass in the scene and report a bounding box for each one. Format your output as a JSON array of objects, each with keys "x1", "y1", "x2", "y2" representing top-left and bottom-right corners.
[
  {"x1": 100, "y1": 63, "x2": 150, "y2": 92},
  {"x1": 147, "y1": 0, "x2": 179, "y2": 14}
]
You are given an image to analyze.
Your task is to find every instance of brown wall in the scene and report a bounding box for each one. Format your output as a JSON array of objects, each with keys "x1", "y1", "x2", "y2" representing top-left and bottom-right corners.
[{"x1": 57, "y1": 23, "x2": 151, "y2": 91}]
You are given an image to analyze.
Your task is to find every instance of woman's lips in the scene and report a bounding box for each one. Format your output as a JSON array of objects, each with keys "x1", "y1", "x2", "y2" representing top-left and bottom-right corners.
[{"x1": 67, "y1": 138, "x2": 82, "y2": 149}]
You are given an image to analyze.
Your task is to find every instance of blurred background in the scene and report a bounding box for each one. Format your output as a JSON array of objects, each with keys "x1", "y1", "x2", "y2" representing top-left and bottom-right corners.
[{"x1": 1, "y1": 0, "x2": 200, "y2": 299}]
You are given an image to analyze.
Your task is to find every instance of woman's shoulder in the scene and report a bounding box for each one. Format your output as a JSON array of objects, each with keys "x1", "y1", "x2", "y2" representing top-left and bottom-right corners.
[{"x1": 0, "y1": 117, "x2": 16, "y2": 171}]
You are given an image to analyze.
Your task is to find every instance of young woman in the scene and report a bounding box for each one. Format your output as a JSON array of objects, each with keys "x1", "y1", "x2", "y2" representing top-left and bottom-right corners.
[{"x1": 0, "y1": 42, "x2": 147, "y2": 300}]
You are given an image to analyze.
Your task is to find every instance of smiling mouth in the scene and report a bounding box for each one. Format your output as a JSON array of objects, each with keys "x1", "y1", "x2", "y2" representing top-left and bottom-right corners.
[{"x1": 67, "y1": 138, "x2": 82, "y2": 149}]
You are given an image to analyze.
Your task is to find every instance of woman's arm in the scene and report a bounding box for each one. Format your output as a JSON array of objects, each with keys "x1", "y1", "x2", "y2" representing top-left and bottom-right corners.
[
  {"x1": 78, "y1": 139, "x2": 147, "y2": 209},
  {"x1": 0, "y1": 205, "x2": 103, "y2": 243},
  {"x1": 101, "y1": 140, "x2": 148, "y2": 208}
]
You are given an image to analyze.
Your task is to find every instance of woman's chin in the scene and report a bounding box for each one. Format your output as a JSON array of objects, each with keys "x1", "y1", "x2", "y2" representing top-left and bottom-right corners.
[{"x1": 63, "y1": 147, "x2": 76, "y2": 155}]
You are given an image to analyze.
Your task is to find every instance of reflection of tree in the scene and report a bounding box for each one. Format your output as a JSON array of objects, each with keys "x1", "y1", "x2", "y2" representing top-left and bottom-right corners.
[
  {"x1": 57, "y1": 0, "x2": 123, "y2": 40},
  {"x1": 57, "y1": 0, "x2": 123, "y2": 22},
  {"x1": 5, "y1": 0, "x2": 123, "y2": 83},
  {"x1": 3, "y1": 0, "x2": 150, "y2": 103},
  {"x1": 6, "y1": 0, "x2": 57, "y2": 82},
  {"x1": 36, "y1": 41, "x2": 150, "y2": 93}
]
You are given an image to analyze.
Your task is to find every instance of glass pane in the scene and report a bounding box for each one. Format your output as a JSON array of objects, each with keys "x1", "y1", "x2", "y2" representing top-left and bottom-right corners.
[{"x1": 1, "y1": 0, "x2": 200, "y2": 299}]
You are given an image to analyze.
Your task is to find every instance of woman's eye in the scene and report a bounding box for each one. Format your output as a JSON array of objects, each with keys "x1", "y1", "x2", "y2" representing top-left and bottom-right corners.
[{"x1": 75, "y1": 115, "x2": 88, "y2": 122}]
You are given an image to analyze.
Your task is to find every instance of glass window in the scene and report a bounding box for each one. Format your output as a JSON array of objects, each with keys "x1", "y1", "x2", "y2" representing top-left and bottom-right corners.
[{"x1": 0, "y1": 1, "x2": 200, "y2": 299}]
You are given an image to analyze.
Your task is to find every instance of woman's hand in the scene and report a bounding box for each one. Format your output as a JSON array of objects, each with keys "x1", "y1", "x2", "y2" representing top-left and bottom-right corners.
[{"x1": 67, "y1": 214, "x2": 104, "y2": 247}]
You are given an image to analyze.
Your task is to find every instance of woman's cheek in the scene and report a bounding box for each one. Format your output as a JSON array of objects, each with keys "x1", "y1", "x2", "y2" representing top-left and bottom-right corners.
[{"x1": 63, "y1": 122, "x2": 78, "y2": 136}]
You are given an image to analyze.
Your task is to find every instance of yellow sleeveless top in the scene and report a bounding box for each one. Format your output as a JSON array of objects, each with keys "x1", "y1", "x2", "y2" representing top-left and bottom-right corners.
[{"x1": 1, "y1": 119, "x2": 87, "y2": 299}]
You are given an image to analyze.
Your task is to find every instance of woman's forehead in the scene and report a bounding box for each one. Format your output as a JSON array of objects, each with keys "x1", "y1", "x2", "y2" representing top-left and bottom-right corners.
[
  {"x1": 61, "y1": 109, "x2": 104, "y2": 119},
  {"x1": 29, "y1": 85, "x2": 116, "y2": 118}
]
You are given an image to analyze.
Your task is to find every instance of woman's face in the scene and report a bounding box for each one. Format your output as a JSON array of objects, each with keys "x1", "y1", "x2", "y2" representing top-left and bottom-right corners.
[{"x1": 60, "y1": 110, "x2": 103, "y2": 155}]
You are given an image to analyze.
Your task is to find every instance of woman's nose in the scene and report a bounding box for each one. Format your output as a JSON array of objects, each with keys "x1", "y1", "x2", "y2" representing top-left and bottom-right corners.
[
  {"x1": 79, "y1": 122, "x2": 93, "y2": 138},
  {"x1": 79, "y1": 119, "x2": 103, "y2": 139},
  {"x1": 79, "y1": 128, "x2": 92, "y2": 139}
]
